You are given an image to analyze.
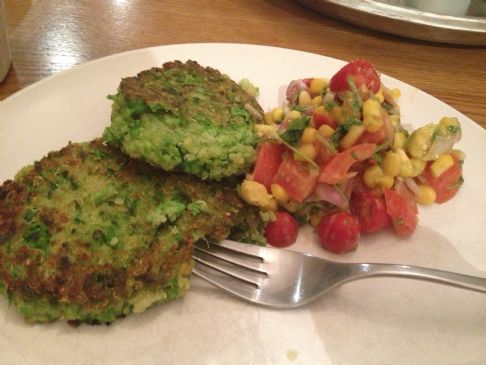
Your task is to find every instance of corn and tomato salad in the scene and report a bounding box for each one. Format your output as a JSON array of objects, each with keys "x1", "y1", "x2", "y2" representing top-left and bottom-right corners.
[{"x1": 240, "y1": 59, "x2": 465, "y2": 253}]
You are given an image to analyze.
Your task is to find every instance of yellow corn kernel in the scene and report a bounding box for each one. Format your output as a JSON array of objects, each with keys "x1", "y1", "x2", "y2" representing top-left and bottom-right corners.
[
  {"x1": 362, "y1": 99, "x2": 383, "y2": 133},
  {"x1": 271, "y1": 107, "x2": 284, "y2": 123},
  {"x1": 330, "y1": 105, "x2": 343, "y2": 123},
  {"x1": 264, "y1": 197, "x2": 279, "y2": 212},
  {"x1": 340, "y1": 124, "x2": 365, "y2": 150},
  {"x1": 391, "y1": 88, "x2": 401, "y2": 100},
  {"x1": 270, "y1": 183, "x2": 289, "y2": 203},
  {"x1": 439, "y1": 116, "x2": 459, "y2": 130},
  {"x1": 287, "y1": 110, "x2": 302, "y2": 120},
  {"x1": 374, "y1": 88, "x2": 385, "y2": 104},
  {"x1": 382, "y1": 151, "x2": 401, "y2": 177},
  {"x1": 430, "y1": 154, "x2": 454, "y2": 177},
  {"x1": 311, "y1": 95, "x2": 323, "y2": 106},
  {"x1": 393, "y1": 132, "x2": 407, "y2": 151},
  {"x1": 389, "y1": 114, "x2": 400, "y2": 127},
  {"x1": 363, "y1": 98, "x2": 381, "y2": 116},
  {"x1": 240, "y1": 180, "x2": 273, "y2": 208},
  {"x1": 396, "y1": 148, "x2": 414, "y2": 177},
  {"x1": 363, "y1": 116, "x2": 383, "y2": 133},
  {"x1": 298, "y1": 90, "x2": 312, "y2": 106},
  {"x1": 294, "y1": 143, "x2": 317, "y2": 161},
  {"x1": 408, "y1": 124, "x2": 435, "y2": 159},
  {"x1": 378, "y1": 175, "x2": 395, "y2": 189},
  {"x1": 310, "y1": 78, "x2": 329, "y2": 96},
  {"x1": 410, "y1": 158, "x2": 426, "y2": 177},
  {"x1": 301, "y1": 127, "x2": 318, "y2": 144},
  {"x1": 318, "y1": 124, "x2": 335, "y2": 138},
  {"x1": 254, "y1": 124, "x2": 278, "y2": 138},
  {"x1": 310, "y1": 210, "x2": 326, "y2": 227},
  {"x1": 416, "y1": 184, "x2": 436, "y2": 205},
  {"x1": 263, "y1": 111, "x2": 274, "y2": 124},
  {"x1": 363, "y1": 165, "x2": 384, "y2": 189}
]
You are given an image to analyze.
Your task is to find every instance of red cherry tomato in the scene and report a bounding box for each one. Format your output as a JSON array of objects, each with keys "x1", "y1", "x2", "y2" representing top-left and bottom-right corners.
[
  {"x1": 264, "y1": 211, "x2": 299, "y2": 248},
  {"x1": 420, "y1": 157, "x2": 463, "y2": 204},
  {"x1": 252, "y1": 142, "x2": 287, "y2": 192},
  {"x1": 350, "y1": 191, "x2": 390, "y2": 233},
  {"x1": 329, "y1": 59, "x2": 381, "y2": 95},
  {"x1": 302, "y1": 78, "x2": 313, "y2": 87},
  {"x1": 316, "y1": 212, "x2": 360, "y2": 254}
]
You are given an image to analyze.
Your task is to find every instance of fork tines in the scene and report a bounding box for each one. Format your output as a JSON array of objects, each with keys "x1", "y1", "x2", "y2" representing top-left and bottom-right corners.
[{"x1": 193, "y1": 240, "x2": 268, "y2": 294}]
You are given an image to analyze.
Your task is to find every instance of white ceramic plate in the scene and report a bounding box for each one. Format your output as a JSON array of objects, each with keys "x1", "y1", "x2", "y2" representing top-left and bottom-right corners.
[{"x1": 1, "y1": 43, "x2": 485, "y2": 365}]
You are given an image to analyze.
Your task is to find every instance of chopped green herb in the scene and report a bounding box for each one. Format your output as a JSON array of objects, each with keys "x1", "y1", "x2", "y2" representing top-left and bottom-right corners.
[
  {"x1": 187, "y1": 200, "x2": 209, "y2": 215},
  {"x1": 279, "y1": 116, "x2": 310, "y2": 146},
  {"x1": 24, "y1": 209, "x2": 36, "y2": 223},
  {"x1": 331, "y1": 118, "x2": 362, "y2": 147},
  {"x1": 347, "y1": 78, "x2": 363, "y2": 113},
  {"x1": 23, "y1": 223, "x2": 50, "y2": 254},
  {"x1": 447, "y1": 124, "x2": 461, "y2": 134},
  {"x1": 92, "y1": 149, "x2": 107, "y2": 160},
  {"x1": 324, "y1": 101, "x2": 337, "y2": 112},
  {"x1": 372, "y1": 151, "x2": 384, "y2": 165}
]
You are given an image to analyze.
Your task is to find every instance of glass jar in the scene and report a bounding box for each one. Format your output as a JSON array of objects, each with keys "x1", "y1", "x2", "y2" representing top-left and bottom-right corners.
[{"x1": 0, "y1": 0, "x2": 11, "y2": 83}]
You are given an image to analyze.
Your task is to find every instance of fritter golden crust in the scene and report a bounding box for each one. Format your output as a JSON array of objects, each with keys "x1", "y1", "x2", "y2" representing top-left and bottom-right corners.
[{"x1": 0, "y1": 139, "x2": 250, "y2": 324}]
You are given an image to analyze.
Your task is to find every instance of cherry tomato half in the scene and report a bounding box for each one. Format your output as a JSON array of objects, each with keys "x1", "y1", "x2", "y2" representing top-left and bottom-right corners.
[
  {"x1": 316, "y1": 212, "x2": 360, "y2": 254},
  {"x1": 264, "y1": 211, "x2": 299, "y2": 248},
  {"x1": 329, "y1": 59, "x2": 381, "y2": 95}
]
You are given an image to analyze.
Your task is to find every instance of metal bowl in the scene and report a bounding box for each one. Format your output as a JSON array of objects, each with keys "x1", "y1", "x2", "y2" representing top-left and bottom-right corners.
[{"x1": 297, "y1": 0, "x2": 486, "y2": 46}]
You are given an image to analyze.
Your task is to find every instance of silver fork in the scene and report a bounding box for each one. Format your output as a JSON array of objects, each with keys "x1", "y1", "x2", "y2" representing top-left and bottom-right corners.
[{"x1": 192, "y1": 239, "x2": 486, "y2": 309}]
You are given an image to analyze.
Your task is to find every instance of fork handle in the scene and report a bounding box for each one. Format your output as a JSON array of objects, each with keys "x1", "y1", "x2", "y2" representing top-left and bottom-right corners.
[{"x1": 348, "y1": 263, "x2": 486, "y2": 293}]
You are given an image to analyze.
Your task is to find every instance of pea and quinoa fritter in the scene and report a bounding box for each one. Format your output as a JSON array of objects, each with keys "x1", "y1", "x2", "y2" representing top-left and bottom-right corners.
[
  {"x1": 103, "y1": 60, "x2": 263, "y2": 181},
  {"x1": 0, "y1": 139, "x2": 266, "y2": 325}
]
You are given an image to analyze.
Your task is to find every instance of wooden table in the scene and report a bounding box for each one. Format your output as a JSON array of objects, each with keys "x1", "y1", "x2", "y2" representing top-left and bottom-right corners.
[{"x1": 2, "y1": 0, "x2": 486, "y2": 128}]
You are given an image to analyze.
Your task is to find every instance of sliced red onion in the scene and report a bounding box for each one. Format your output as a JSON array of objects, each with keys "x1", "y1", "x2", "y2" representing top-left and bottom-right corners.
[
  {"x1": 344, "y1": 178, "x2": 354, "y2": 199},
  {"x1": 382, "y1": 86, "x2": 396, "y2": 105},
  {"x1": 323, "y1": 91, "x2": 336, "y2": 104},
  {"x1": 416, "y1": 174, "x2": 426, "y2": 184},
  {"x1": 422, "y1": 128, "x2": 461, "y2": 161},
  {"x1": 404, "y1": 177, "x2": 421, "y2": 197},
  {"x1": 301, "y1": 105, "x2": 316, "y2": 116},
  {"x1": 384, "y1": 111, "x2": 395, "y2": 146},
  {"x1": 314, "y1": 183, "x2": 347, "y2": 208},
  {"x1": 286, "y1": 79, "x2": 310, "y2": 107}
]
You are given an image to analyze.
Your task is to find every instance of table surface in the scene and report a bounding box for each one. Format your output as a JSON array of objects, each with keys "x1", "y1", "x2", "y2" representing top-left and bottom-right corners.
[{"x1": 1, "y1": 0, "x2": 485, "y2": 128}]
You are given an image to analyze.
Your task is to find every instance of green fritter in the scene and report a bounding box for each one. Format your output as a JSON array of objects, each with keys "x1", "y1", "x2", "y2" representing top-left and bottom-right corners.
[
  {"x1": 103, "y1": 60, "x2": 263, "y2": 181},
  {"x1": 0, "y1": 139, "x2": 264, "y2": 325}
]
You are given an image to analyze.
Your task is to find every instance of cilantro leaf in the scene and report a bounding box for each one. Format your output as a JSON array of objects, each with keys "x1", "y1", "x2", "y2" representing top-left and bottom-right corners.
[{"x1": 279, "y1": 116, "x2": 310, "y2": 146}]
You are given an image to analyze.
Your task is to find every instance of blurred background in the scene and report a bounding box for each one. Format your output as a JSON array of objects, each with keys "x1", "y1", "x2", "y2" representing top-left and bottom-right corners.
[{"x1": 1, "y1": 0, "x2": 485, "y2": 127}]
